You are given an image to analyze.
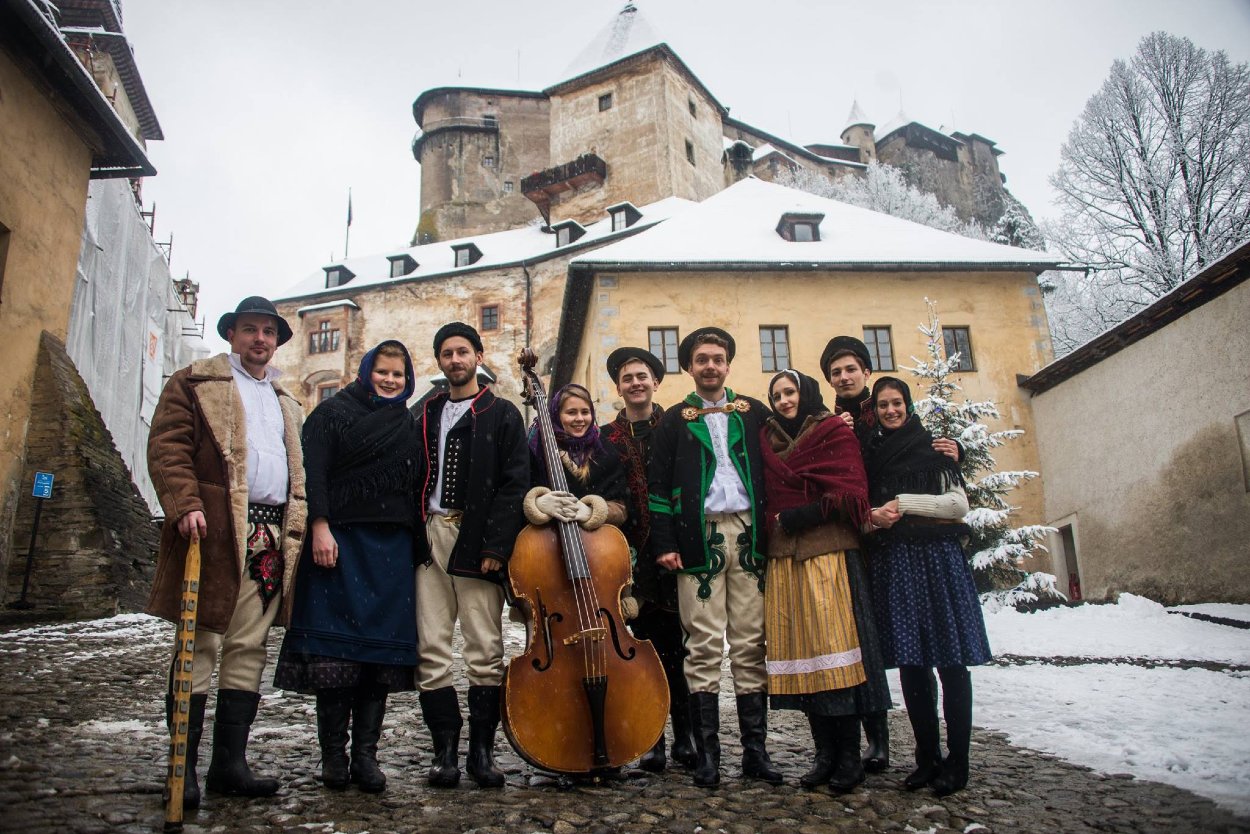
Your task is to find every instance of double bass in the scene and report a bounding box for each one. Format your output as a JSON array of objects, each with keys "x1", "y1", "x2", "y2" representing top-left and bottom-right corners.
[{"x1": 501, "y1": 349, "x2": 669, "y2": 774}]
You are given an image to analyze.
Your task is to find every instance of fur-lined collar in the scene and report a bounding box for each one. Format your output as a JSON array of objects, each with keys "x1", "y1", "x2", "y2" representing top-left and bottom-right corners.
[{"x1": 189, "y1": 352, "x2": 298, "y2": 400}]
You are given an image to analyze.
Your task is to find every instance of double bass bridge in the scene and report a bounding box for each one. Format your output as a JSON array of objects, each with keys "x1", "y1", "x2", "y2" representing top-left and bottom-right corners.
[{"x1": 562, "y1": 627, "x2": 607, "y2": 646}]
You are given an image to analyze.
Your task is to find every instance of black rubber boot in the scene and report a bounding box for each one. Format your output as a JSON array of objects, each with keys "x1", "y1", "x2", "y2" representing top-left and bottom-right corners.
[
  {"x1": 349, "y1": 689, "x2": 388, "y2": 793},
  {"x1": 736, "y1": 692, "x2": 783, "y2": 784},
  {"x1": 688, "y1": 691, "x2": 721, "y2": 787},
  {"x1": 931, "y1": 666, "x2": 973, "y2": 797},
  {"x1": 205, "y1": 689, "x2": 280, "y2": 797},
  {"x1": 165, "y1": 692, "x2": 208, "y2": 810},
  {"x1": 861, "y1": 710, "x2": 890, "y2": 773},
  {"x1": 669, "y1": 693, "x2": 698, "y2": 769},
  {"x1": 419, "y1": 686, "x2": 463, "y2": 787},
  {"x1": 827, "y1": 715, "x2": 866, "y2": 793},
  {"x1": 465, "y1": 685, "x2": 505, "y2": 788},
  {"x1": 638, "y1": 735, "x2": 666, "y2": 772},
  {"x1": 315, "y1": 689, "x2": 352, "y2": 790},
  {"x1": 799, "y1": 712, "x2": 836, "y2": 789},
  {"x1": 900, "y1": 666, "x2": 943, "y2": 790}
]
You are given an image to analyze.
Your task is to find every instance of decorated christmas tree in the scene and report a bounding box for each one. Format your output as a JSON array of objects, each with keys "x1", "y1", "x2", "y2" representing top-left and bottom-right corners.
[{"x1": 906, "y1": 300, "x2": 1063, "y2": 611}]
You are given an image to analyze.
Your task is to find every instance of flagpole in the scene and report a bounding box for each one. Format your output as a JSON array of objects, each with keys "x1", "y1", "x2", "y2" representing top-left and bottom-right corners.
[{"x1": 344, "y1": 188, "x2": 353, "y2": 259}]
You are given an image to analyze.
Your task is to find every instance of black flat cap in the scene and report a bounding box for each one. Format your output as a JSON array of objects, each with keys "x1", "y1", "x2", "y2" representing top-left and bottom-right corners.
[
  {"x1": 606, "y1": 347, "x2": 665, "y2": 383},
  {"x1": 433, "y1": 321, "x2": 483, "y2": 356},
  {"x1": 820, "y1": 335, "x2": 872, "y2": 379},
  {"x1": 217, "y1": 296, "x2": 293, "y2": 345},
  {"x1": 678, "y1": 326, "x2": 736, "y2": 371}
]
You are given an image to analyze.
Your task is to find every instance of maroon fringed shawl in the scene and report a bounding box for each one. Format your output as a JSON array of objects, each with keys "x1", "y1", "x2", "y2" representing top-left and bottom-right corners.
[{"x1": 762, "y1": 414, "x2": 870, "y2": 536}]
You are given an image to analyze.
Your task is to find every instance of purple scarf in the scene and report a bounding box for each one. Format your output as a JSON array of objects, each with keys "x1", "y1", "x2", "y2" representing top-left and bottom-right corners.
[{"x1": 529, "y1": 383, "x2": 602, "y2": 467}]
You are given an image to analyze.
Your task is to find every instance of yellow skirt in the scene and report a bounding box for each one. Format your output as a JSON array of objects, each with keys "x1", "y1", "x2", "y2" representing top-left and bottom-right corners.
[{"x1": 764, "y1": 551, "x2": 866, "y2": 695}]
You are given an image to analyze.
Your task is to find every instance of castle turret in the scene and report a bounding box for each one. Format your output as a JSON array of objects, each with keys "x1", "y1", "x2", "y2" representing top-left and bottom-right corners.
[{"x1": 840, "y1": 100, "x2": 876, "y2": 163}]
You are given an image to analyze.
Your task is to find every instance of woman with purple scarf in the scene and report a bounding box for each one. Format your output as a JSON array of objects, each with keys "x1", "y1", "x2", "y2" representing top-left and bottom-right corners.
[{"x1": 522, "y1": 383, "x2": 628, "y2": 536}]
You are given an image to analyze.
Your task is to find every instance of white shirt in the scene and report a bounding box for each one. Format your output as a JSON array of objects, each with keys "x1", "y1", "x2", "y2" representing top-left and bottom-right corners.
[
  {"x1": 428, "y1": 396, "x2": 474, "y2": 514},
  {"x1": 700, "y1": 394, "x2": 750, "y2": 514},
  {"x1": 228, "y1": 353, "x2": 289, "y2": 506}
]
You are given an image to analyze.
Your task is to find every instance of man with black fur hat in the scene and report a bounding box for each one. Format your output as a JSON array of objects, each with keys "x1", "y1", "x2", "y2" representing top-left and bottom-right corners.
[
  {"x1": 817, "y1": 335, "x2": 960, "y2": 775},
  {"x1": 647, "y1": 327, "x2": 782, "y2": 788},
  {"x1": 147, "y1": 296, "x2": 308, "y2": 808},
  {"x1": 601, "y1": 347, "x2": 696, "y2": 773},
  {"x1": 414, "y1": 322, "x2": 528, "y2": 789}
]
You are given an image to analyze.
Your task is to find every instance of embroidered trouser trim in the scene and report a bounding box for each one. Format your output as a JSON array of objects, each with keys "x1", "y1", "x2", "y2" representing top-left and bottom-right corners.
[
  {"x1": 189, "y1": 520, "x2": 284, "y2": 694},
  {"x1": 678, "y1": 511, "x2": 767, "y2": 696},
  {"x1": 416, "y1": 515, "x2": 505, "y2": 691}
]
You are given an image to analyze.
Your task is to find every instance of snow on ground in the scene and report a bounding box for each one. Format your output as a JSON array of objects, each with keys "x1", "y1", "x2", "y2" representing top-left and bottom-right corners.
[
  {"x1": 982, "y1": 593, "x2": 1250, "y2": 666},
  {"x1": 1170, "y1": 603, "x2": 1250, "y2": 624},
  {"x1": 966, "y1": 594, "x2": 1250, "y2": 815}
]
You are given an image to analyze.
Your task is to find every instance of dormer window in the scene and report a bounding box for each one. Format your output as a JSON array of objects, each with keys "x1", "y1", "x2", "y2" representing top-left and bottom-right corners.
[
  {"x1": 606, "y1": 202, "x2": 642, "y2": 232},
  {"x1": 324, "y1": 265, "x2": 355, "y2": 288},
  {"x1": 552, "y1": 219, "x2": 587, "y2": 248},
  {"x1": 776, "y1": 212, "x2": 825, "y2": 242},
  {"x1": 387, "y1": 254, "x2": 417, "y2": 278},
  {"x1": 452, "y1": 242, "x2": 483, "y2": 267}
]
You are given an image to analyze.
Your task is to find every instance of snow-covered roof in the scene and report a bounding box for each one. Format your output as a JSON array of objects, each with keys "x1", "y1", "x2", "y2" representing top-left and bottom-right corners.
[
  {"x1": 843, "y1": 100, "x2": 871, "y2": 131},
  {"x1": 296, "y1": 298, "x2": 359, "y2": 315},
  {"x1": 274, "y1": 196, "x2": 695, "y2": 304},
  {"x1": 874, "y1": 109, "x2": 911, "y2": 141},
  {"x1": 569, "y1": 177, "x2": 1065, "y2": 271},
  {"x1": 557, "y1": 3, "x2": 663, "y2": 86},
  {"x1": 751, "y1": 143, "x2": 796, "y2": 165}
]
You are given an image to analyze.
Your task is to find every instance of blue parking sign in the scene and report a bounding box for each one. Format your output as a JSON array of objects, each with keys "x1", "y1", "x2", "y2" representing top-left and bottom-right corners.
[{"x1": 32, "y1": 472, "x2": 54, "y2": 499}]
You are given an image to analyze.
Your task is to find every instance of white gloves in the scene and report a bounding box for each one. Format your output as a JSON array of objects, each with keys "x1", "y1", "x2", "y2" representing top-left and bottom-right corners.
[{"x1": 523, "y1": 487, "x2": 609, "y2": 530}]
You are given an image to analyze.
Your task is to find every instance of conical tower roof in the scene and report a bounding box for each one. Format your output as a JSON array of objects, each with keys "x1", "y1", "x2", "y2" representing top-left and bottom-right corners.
[
  {"x1": 558, "y1": 3, "x2": 664, "y2": 85},
  {"x1": 843, "y1": 99, "x2": 873, "y2": 131}
]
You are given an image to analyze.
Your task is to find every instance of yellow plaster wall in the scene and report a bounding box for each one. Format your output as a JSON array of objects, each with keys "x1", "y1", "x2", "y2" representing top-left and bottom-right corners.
[
  {"x1": 0, "y1": 50, "x2": 96, "y2": 568},
  {"x1": 569, "y1": 268, "x2": 1053, "y2": 525}
]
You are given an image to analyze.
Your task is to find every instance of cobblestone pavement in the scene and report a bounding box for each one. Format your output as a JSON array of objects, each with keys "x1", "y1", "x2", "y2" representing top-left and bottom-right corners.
[{"x1": 0, "y1": 615, "x2": 1246, "y2": 834}]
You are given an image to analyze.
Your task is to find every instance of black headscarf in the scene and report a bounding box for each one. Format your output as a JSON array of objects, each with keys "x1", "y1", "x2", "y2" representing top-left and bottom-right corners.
[
  {"x1": 767, "y1": 369, "x2": 826, "y2": 439},
  {"x1": 862, "y1": 376, "x2": 963, "y2": 506},
  {"x1": 305, "y1": 340, "x2": 420, "y2": 509}
]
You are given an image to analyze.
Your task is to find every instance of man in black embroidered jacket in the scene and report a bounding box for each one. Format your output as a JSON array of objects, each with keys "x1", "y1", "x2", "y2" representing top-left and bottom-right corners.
[
  {"x1": 600, "y1": 347, "x2": 696, "y2": 774},
  {"x1": 647, "y1": 327, "x2": 782, "y2": 788},
  {"x1": 414, "y1": 322, "x2": 528, "y2": 789}
]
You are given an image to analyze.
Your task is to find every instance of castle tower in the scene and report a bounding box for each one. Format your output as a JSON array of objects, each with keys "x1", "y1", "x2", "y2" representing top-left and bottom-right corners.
[
  {"x1": 410, "y1": 88, "x2": 550, "y2": 244},
  {"x1": 526, "y1": 3, "x2": 728, "y2": 226},
  {"x1": 840, "y1": 100, "x2": 876, "y2": 163}
]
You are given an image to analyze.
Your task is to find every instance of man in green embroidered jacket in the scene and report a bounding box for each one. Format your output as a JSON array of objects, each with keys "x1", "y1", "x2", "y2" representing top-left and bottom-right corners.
[{"x1": 647, "y1": 326, "x2": 783, "y2": 788}]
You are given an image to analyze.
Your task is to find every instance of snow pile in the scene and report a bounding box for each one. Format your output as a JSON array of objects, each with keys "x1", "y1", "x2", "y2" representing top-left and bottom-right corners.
[{"x1": 984, "y1": 593, "x2": 1250, "y2": 666}]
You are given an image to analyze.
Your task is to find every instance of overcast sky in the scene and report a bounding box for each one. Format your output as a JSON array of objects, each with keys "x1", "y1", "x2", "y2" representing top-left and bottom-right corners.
[{"x1": 121, "y1": 0, "x2": 1250, "y2": 354}]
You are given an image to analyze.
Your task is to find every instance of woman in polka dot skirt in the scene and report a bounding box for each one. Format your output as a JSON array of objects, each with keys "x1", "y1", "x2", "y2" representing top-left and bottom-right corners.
[{"x1": 862, "y1": 377, "x2": 991, "y2": 797}]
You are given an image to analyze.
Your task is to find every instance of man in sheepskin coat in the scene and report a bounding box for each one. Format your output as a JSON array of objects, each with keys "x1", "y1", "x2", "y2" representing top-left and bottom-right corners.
[{"x1": 147, "y1": 297, "x2": 307, "y2": 809}]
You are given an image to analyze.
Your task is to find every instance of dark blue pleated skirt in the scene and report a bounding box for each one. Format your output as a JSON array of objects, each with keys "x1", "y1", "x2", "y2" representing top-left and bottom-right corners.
[
  {"x1": 867, "y1": 535, "x2": 992, "y2": 669},
  {"x1": 274, "y1": 523, "x2": 417, "y2": 693}
]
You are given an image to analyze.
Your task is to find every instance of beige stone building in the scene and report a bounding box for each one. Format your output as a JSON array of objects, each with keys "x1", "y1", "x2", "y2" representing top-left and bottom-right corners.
[
  {"x1": 1021, "y1": 241, "x2": 1250, "y2": 604},
  {"x1": 554, "y1": 177, "x2": 1062, "y2": 526},
  {"x1": 0, "y1": 0, "x2": 157, "y2": 584}
]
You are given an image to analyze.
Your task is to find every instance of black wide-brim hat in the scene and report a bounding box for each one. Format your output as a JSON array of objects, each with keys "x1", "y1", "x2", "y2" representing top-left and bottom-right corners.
[
  {"x1": 678, "y1": 326, "x2": 736, "y2": 371},
  {"x1": 606, "y1": 346, "x2": 665, "y2": 383},
  {"x1": 820, "y1": 335, "x2": 872, "y2": 379},
  {"x1": 217, "y1": 296, "x2": 293, "y2": 345}
]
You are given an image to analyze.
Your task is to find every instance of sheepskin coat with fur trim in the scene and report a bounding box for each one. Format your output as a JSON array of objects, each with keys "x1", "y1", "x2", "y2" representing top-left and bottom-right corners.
[{"x1": 146, "y1": 353, "x2": 308, "y2": 633}]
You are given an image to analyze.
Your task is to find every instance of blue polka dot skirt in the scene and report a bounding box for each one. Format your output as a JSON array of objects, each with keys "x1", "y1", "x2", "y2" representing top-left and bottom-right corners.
[{"x1": 867, "y1": 534, "x2": 992, "y2": 668}]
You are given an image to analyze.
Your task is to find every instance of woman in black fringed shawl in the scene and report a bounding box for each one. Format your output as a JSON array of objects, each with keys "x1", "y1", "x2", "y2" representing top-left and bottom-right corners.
[
  {"x1": 862, "y1": 376, "x2": 991, "y2": 798},
  {"x1": 760, "y1": 370, "x2": 891, "y2": 793},
  {"x1": 274, "y1": 340, "x2": 421, "y2": 795}
]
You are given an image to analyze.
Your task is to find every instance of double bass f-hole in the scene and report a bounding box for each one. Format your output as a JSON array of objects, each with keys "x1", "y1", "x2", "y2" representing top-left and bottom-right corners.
[
  {"x1": 596, "y1": 608, "x2": 636, "y2": 661},
  {"x1": 533, "y1": 592, "x2": 561, "y2": 672}
]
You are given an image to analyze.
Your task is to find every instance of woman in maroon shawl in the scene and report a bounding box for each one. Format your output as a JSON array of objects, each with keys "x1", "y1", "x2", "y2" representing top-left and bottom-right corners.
[{"x1": 761, "y1": 369, "x2": 892, "y2": 792}]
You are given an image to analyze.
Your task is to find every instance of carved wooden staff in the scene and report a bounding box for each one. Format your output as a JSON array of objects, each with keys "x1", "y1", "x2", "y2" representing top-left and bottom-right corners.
[{"x1": 164, "y1": 536, "x2": 201, "y2": 832}]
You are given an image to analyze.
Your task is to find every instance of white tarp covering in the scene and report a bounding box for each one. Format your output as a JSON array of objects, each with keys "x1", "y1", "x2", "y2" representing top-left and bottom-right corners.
[{"x1": 66, "y1": 179, "x2": 209, "y2": 515}]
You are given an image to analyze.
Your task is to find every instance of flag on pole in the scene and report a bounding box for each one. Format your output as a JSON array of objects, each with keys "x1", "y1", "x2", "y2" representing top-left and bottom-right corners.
[{"x1": 347, "y1": 189, "x2": 353, "y2": 227}]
